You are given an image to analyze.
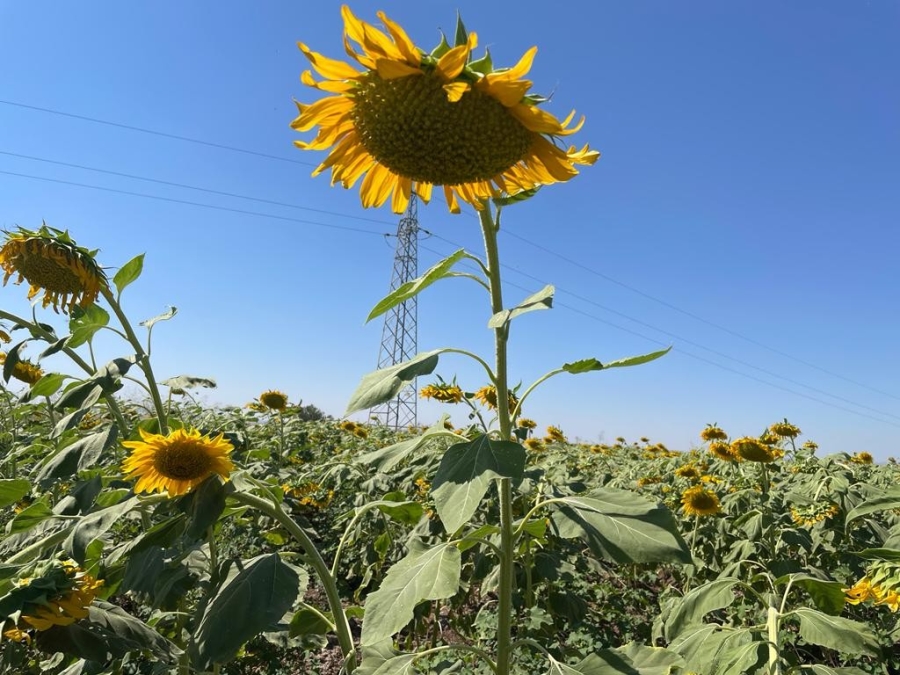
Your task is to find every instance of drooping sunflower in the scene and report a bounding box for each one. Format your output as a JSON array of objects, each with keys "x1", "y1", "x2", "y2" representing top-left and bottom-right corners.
[
  {"x1": 516, "y1": 417, "x2": 537, "y2": 430},
  {"x1": 472, "y1": 385, "x2": 518, "y2": 411},
  {"x1": 681, "y1": 486, "x2": 721, "y2": 517},
  {"x1": 0, "y1": 225, "x2": 108, "y2": 314},
  {"x1": 259, "y1": 389, "x2": 289, "y2": 412},
  {"x1": 0, "y1": 328, "x2": 10, "y2": 343},
  {"x1": 700, "y1": 425, "x2": 728, "y2": 442},
  {"x1": 675, "y1": 465, "x2": 701, "y2": 481},
  {"x1": 544, "y1": 425, "x2": 566, "y2": 443},
  {"x1": 292, "y1": 6, "x2": 599, "y2": 214},
  {"x1": 731, "y1": 436, "x2": 777, "y2": 463},
  {"x1": 122, "y1": 427, "x2": 234, "y2": 497},
  {"x1": 770, "y1": 421, "x2": 801, "y2": 438},
  {"x1": 0, "y1": 352, "x2": 44, "y2": 386},
  {"x1": 420, "y1": 382, "x2": 464, "y2": 403},
  {"x1": 1, "y1": 558, "x2": 103, "y2": 640},
  {"x1": 851, "y1": 451, "x2": 874, "y2": 465}
]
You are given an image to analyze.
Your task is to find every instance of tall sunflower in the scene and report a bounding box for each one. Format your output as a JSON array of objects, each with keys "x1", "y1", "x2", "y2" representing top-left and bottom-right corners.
[
  {"x1": 681, "y1": 486, "x2": 721, "y2": 517},
  {"x1": 0, "y1": 225, "x2": 108, "y2": 314},
  {"x1": 292, "y1": 6, "x2": 599, "y2": 213},
  {"x1": 122, "y1": 427, "x2": 234, "y2": 497}
]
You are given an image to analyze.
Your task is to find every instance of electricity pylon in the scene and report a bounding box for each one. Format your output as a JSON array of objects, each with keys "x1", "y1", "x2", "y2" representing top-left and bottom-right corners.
[{"x1": 370, "y1": 193, "x2": 419, "y2": 430}]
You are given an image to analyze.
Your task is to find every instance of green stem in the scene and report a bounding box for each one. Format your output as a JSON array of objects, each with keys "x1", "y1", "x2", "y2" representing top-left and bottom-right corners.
[
  {"x1": 479, "y1": 205, "x2": 515, "y2": 675},
  {"x1": 100, "y1": 287, "x2": 168, "y2": 433},
  {"x1": 767, "y1": 600, "x2": 782, "y2": 675},
  {"x1": 232, "y1": 491, "x2": 357, "y2": 673}
]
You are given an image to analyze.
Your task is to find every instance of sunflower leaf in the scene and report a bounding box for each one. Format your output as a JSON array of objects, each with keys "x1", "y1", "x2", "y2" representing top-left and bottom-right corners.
[
  {"x1": 453, "y1": 12, "x2": 468, "y2": 47},
  {"x1": 141, "y1": 306, "x2": 178, "y2": 330},
  {"x1": 67, "y1": 304, "x2": 110, "y2": 349},
  {"x1": 366, "y1": 250, "x2": 467, "y2": 323},
  {"x1": 468, "y1": 48, "x2": 493, "y2": 75},
  {"x1": 604, "y1": 347, "x2": 672, "y2": 369},
  {"x1": 790, "y1": 608, "x2": 879, "y2": 656},
  {"x1": 488, "y1": 285, "x2": 554, "y2": 329},
  {"x1": 431, "y1": 31, "x2": 451, "y2": 58},
  {"x1": 21, "y1": 372, "x2": 67, "y2": 402},
  {"x1": 0, "y1": 479, "x2": 31, "y2": 508},
  {"x1": 113, "y1": 253, "x2": 145, "y2": 296},
  {"x1": 345, "y1": 349, "x2": 445, "y2": 415}
]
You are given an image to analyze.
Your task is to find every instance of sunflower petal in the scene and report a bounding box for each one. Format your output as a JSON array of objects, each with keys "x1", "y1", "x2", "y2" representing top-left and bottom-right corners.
[
  {"x1": 443, "y1": 81, "x2": 470, "y2": 102},
  {"x1": 377, "y1": 10, "x2": 421, "y2": 65},
  {"x1": 435, "y1": 32, "x2": 477, "y2": 81},
  {"x1": 375, "y1": 58, "x2": 424, "y2": 79},
  {"x1": 297, "y1": 42, "x2": 360, "y2": 80}
]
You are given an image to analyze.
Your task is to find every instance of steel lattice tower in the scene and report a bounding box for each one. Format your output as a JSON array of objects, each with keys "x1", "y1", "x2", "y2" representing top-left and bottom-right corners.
[{"x1": 370, "y1": 193, "x2": 419, "y2": 430}]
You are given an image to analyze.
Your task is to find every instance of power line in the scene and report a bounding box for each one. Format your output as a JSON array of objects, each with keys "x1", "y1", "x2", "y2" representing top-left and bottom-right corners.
[
  {"x1": 419, "y1": 242, "x2": 900, "y2": 430},
  {"x1": 0, "y1": 169, "x2": 389, "y2": 237},
  {"x1": 0, "y1": 99, "x2": 316, "y2": 167},
  {"x1": 5, "y1": 98, "x2": 894, "y2": 402},
  {"x1": 0, "y1": 150, "x2": 396, "y2": 228}
]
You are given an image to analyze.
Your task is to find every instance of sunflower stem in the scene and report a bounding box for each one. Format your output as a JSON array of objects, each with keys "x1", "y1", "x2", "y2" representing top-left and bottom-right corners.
[
  {"x1": 479, "y1": 204, "x2": 515, "y2": 675},
  {"x1": 232, "y1": 490, "x2": 357, "y2": 673},
  {"x1": 100, "y1": 287, "x2": 168, "y2": 434}
]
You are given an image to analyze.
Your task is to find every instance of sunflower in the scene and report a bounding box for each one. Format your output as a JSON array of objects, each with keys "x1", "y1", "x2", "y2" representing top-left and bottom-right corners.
[
  {"x1": 0, "y1": 329, "x2": 10, "y2": 343},
  {"x1": 731, "y1": 436, "x2": 777, "y2": 463},
  {"x1": 2, "y1": 558, "x2": 102, "y2": 638},
  {"x1": 851, "y1": 451, "x2": 874, "y2": 465},
  {"x1": 524, "y1": 438, "x2": 545, "y2": 453},
  {"x1": 544, "y1": 425, "x2": 566, "y2": 443},
  {"x1": 473, "y1": 385, "x2": 517, "y2": 411},
  {"x1": 258, "y1": 389, "x2": 289, "y2": 412},
  {"x1": 770, "y1": 421, "x2": 801, "y2": 438},
  {"x1": 292, "y1": 6, "x2": 598, "y2": 214},
  {"x1": 681, "y1": 486, "x2": 721, "y2": 517},
  {"x1": 700, "y1": 425, "x2": 728, "y2": 442},
  {"x1": 516, "y1": 417, "x2": 537, "y2": 430},
  {"x1": 420, "y1": 382, "x2": 464, "y2": 403},
  {"x1": 0, "y1": 352, "x2": 44, "y2": 386},
  {"x1": 122, "y1": 427, "x2": 234, "y2": 497},
  {"x1": 0, "y1": 225, "x2": 107, "y2": 314},
  {"x1": 675, "y1": 465, "x2": 701, "y2": 481}
]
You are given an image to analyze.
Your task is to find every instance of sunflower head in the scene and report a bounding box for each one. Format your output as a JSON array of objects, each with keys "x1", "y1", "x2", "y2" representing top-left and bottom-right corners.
[
  {"x1": 0, "y1": 225, "x2": 108, "y2": 314},
  {"x1": 770, "y1": 420, "x2": 801, "y2": 438},
  {"x1": 700, "y1": 425, "x2": 728, "y2": 442},
  {"x1": 122, "y1": 427, "x2": 234, "y2": 497},
  {"x1": 524, "y1": 438, "x2": 545, "y2": 453},
  {"x1": 731, "y1": 436, "x2": 777, "y2": 463},
  {"x1": 851, "y1": 451, "x2": 874, "y2": 465},
  {"x1": 0, "y1": 329, "x2": 10, "y2": 343},
  {"x1": 472, "y1": 385, "x2": 518, "y2": 411},
  {"x1": 292, "y1": 6, "x2": 599, "y2": 214},
  {"x1": 516, "y1": 417, "x2": 537, "y2": 430},
  {"x1": 420, "y1": 382, "x2": 464, "y2": 404},
  {"x1": 0, "y1": 352, "x2": 44, "y2": 386},
  {"x1": 681, "y1": 486, "x2": 721, "y2": 517},
  {"x1": 675, "y1": 465, "x2": 701, "y2": 481},
  {"x1": 258, "y1": 389, "x2": 289, "y2": 412},
  {"x1": 544, "y1": 425, "x2": 566, "y2": 443}
]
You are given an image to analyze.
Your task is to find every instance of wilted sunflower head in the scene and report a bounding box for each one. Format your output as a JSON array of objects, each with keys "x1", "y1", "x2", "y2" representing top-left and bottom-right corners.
[
  {"x1": 258, "y1": 389, "x2": 289, "y2": 412},
  {"x1": 700, "y1": 425, "x2": 728, "y2": 442},
  {"x1": 675, "y1": 465, "x2": 701, "y2": 481},
  {"x1": 0, "y1": 352, "x2": 44, "y2": 386},
  {"x1": 122, "y1": 427, "x2": 234, "y2": 497},
  {"x1": 851, "y1": 451, "x2": 874, "y2": 465},
  {"x1": 0, "y1": 328, "x2": 10, "y2": 343},
  {"x1": 731, "y1": 436, "x2": 777, "y2": 463},
  {"x1": 292, "y1": 6, "x2": 599, "y2": 214},
  {"x1": 681, "y1": 485, "x2": 721, "y2": 517},
  {"x1": 524, "y1": 438, "x2": 545, "y2": 453},
  {"x1": 420, "y1": 382, "x2": 464, "y2": 404},
  {"x1": 472, "y1": 385, "x2": 517, "y2": 411},
  {"x1": 544, "y1": 425, "x2": 566, "y2": 443},
  {"x1": 0, "y1": 225, "x2": 107, "y2": 314},
  {"x1": 516, "y1": 417, "x2": 537, "y2": 430},
  {"x1": 770, "y1": 421, "x2": 801, "y2": 438}
]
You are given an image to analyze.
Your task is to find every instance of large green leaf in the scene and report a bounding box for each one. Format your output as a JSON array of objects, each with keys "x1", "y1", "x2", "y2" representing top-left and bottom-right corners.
[
  {"x1": 367, "y1": 250, "x2": 467, "y2": 323},
  {"x1": 845, "y1": 488, "x2": 900, "y2": 524},
  {"x1": 113, "y1": 253, "x2": 144, "y2": 295},
  {"x1": 0, "y1": 478, "x2": 31, "y2": 508},
  {"x1": 7, "y1": 500, "x2": 56, "y2": 534},
  {"x1": 36, "y1": 601, "x2": 181, "y2": 663},
  {"x1": 361, "y1": 541, "x2": 461, "y2": 645},
  {"x1": 668, "y1": 625, "x2": 762, "y2": 675},
  {"x1": 66, "y1": 304, "x2": 110, "y2": 349},
  {"x1": 550, "y1": 489, "x2": 691, "y2": 564},
  {"x1": 193, "y1": 553, "x2": 301, "y2": 667},
  {"x1": 774, "y1": 574, "x2": 845, "y2": 615},
  {"x1": 355, "y1": 415, "x2": 454, "y2": 472},
  {"x1": 432, "y1": 436, "x2": 526, "y2": 533},
  {"x1": 346, "y1": 350, "x2": 445, "y2": 415},
  {"x1": 799, "y1": 666, "x2": 871, "y2": 675},
  {"x1": 369, "y1": 654, "x2": 418, "y2": 675},
  {"x1": 488, "y1": 285, "x2": 554, "y2": 329},
  {"x1": 141, "y1": 306, "x2": 178, "y2": 329},
  {"x1": 791, "y1": 608, "x2": 879, "y2": 656},
  {"x1": 65, "y1": 496, "x2": 139, "y2": 563},
  {"x1": 612, "y1": 643, "x2": 684, "y2": 675},
  {"x1": 546, "y1": 651, "x2": 638, "y2": 675},
  {"x1": 20, "y1": 372, "x2": 67, "y2": 402},
  {"x1": 37, "y1": 425, "x2": 118, "y2": 486},
  {"x1": 562, "y1": 348, "x2": 671, "y2": 375},
  {"x1": 663, "y1": 578, "x2": 741, "y2": 640}
]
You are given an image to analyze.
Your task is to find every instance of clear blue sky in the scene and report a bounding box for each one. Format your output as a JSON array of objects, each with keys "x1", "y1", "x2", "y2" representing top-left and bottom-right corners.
[{"x1": 1, "y1": 1, "x2": 898, "y2": 457}]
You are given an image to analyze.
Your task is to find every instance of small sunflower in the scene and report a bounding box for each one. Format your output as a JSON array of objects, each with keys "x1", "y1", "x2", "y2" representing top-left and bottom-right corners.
[
  {"x1": 636, "y1": 476, "x2": 661, "y2": 488},
  {"x1": 700, "y1": 425, "x2": 728, "y2": 442},
  {"x1": 258, "y1": 389, "x2": 289, "y2": 411},
  {"x1": 790, "y1": 502, "x2": 839, "y2": 527},
  {"x1": 731, "y1": 436, "x2": 777, "y2": 463},
  {"x1": 544, "y1": 425, "x2": 566, "y2": 443},
  {"x1": 0, "y1": 352, "x2": 44, "y2": 386},
  {"x1": 420, "y1": 382, "x2": 464, "y2": 403},
  {"x1": 292, "y1": 6, "x2": 598, "y2": 214},
  {"x1": 801, "y1": 440, "x2": 819, "y2": 452},
  {"x1": 0, "y1": 225, "x2": 107, "y2": 314},
  {"x1": 851, "y1": 451, "x2": 874, "y2": 465},
  {"x1": 473, "y1": 385, "x2": 517, "y2": 411},
  {"x1": 770, "y1": 421, "x2": 801, "y2": 438},
  {"x1": 681, "y1": 486, "x2": 721, "y2": 517},
  {"x1": 0, "y1": 329, "x2": 10, "y2": 343},
  {"x1": 122, "y1": 427, "x2": 234, "y2": 497},
  {"x1": 524, "y1": 438, "x2": 545, "y2": 453},
  {"x1": 516, "y1": 417, "x2": 537, "y2": 430},
  {"x1": 675, "y1": 465, "x2": 701, "y2": 481}
]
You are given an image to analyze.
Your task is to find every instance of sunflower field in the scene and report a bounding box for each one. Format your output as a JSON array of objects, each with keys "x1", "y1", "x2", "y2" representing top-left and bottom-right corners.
[{"x1": 3, "y1": 5, "x2": 900, "y2": 675}]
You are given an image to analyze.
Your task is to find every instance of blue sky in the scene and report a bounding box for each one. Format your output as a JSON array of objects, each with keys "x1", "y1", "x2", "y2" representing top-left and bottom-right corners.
[{"x1": 1, "y1": 1, "x2": 898, "y2": 457}]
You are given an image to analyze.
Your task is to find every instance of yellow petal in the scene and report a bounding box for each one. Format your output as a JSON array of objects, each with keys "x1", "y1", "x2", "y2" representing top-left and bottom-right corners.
[
  {"x1": 375, "y1": 58, "x2": 424, "y2": 79},
  {"x1": 301, "y1": 70, "x2": 355, "y2": 93},
  {"x1": 377, "y1": 10, "x2": 420, "y2": 66},
  {"x1": 443, "y1": 185, "x2": 461, "y2": 214},
  {"x1": 443, "y1": 81, "x2": 470, "y2": 102},
  {"x1": 360, "y1": 163, "x2": 396, "y2": 208},
  {"x1": 477, "y1": 77, "x2": 531, "y2": 107},
  {"x1": 290, "y1": 97, "x2": 354, "y2": 132},
  {"x1": 414, "y1": 181, "x2": 433, "y2": 203},
  {"x1": 435, "y1": 32, "x2": 477, "y2": 81},
  {"x1": 391, "y1": 176, "x2": 412, "y2": 213},
  {"x1": 297, "y1": 42, "x2": 360, "y2": 81},
  {"x1": 508, "y1": 103, "x2": 566, "y2": 135}
]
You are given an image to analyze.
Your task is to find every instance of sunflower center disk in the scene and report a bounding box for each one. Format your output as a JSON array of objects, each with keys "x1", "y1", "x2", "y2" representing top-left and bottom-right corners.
[
  {"x1": 153, "y1": 441, "x2": 214, "y2": 480},
  {"x1": 13, "y1": 244, "x2": 86, "y2": 294},
  {"x1": 352, "y1": 72, "x2": 533, "y2": 185}
]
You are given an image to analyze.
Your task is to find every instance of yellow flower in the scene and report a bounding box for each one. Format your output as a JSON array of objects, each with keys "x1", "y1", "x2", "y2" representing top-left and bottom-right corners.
[
  {"x1": 845, "y1": 578, "x2": 875, "y2": 605},
  {"x1": 851, "y1": 451, "x2": 874, "y2": 465},
  {"x1": 544, "y1": 425, "x2": 566, "y2": 443},
  {"x1": 708, "y1": 440, "x2": 736, "y2": 462},
  {"x1": 524, "y1": 438, "x2": 545, "y2": 453},
  {"x1": 681, "y1": 486, "x2": 721, "y2": 517},
  {"x1": 790, "y1": 502, "x2": 839, "y2": 527},
  {"x1": 258, "y1": 389, "x2": 289, "y2": 411},
  {"x1": 801, "y1": 440, "x2": 819, "y2": 452},
  {"x1": 0, "y1": 225, "x2": 107, "y2": 314},
  {"x1": 636, "y1": 476, "x2": 661, "y2": 487},
  {"x1": 122, "y1": 427, "x2": 234, "y2": 497},
  {"x1": 731, "y1": 436, "x2": 777, "y2": 463},
  {"x1": 284, "y1": 482, "x2": 334, "y2": 510},
  {"x1": 473, "y1": 385, "x2": 517, "y2": 411},
  {"x1": 339, "y1": 420, "x2": 359, "y2": 433},
  {"x1": 420, "y1": 382, "x2": 464, "y2": 403},
  {"x1": 517, "y1": 417, "x2": 537, "y2": 430},
  {"x1": 0, "y1": 352, "x2": 44, "y2": 385},
  {"x1": 0, "y1": 329, "x2": 10, "y2": 343},
  {"x1": 700, "y1": 425, "x2": 728, "y2": 442},
  {"x1": 770, "y1": 421, "x2": 801, "y2": 438},
  {"x1": 291, "y1": 6, "x2": 599, "y2": 214},
  {"x1": 675, "y1": 465, "x2": 701, "y2": 481}
]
